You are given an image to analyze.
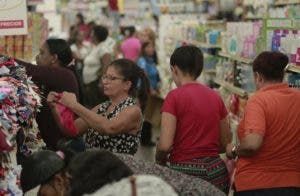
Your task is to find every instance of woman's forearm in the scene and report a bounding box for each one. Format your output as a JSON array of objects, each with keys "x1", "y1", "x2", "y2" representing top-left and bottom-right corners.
[{"x1": 70, "y1": 102, "x2": 109, "y2": 133}]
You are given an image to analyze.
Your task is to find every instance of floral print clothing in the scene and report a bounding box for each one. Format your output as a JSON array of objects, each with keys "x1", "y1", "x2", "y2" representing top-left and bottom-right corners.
[{"x1": 85, "y1": 97, "x2": 141, "y2": 155}]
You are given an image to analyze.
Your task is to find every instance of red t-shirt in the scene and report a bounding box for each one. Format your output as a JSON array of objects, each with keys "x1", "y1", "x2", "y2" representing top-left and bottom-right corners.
[
  {"x1": 162, "y1": 83, "x2": 228, "y2": 162},
  {"x1": 108, "y1": 0, "x2": 118, "y2": 11},
  {"x1": 77, "y1": 24, "x2": 90, "y2": 41}
]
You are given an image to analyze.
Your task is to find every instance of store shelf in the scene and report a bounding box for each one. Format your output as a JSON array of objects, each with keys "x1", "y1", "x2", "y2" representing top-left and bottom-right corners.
[
  {"x1": 213, "y1": 79, "x2": 248, "y2": 97},
  {"x1": 274, "y1": 0, "x2": 300, "y2": 6},
  {"x1": 218, "y1": 51, "x2": 253, "y2": 64},
  {"x1": 191, "y1": 40, "x2": 221, "y2": 49},
  {"x1": 245, "y1": 16, "x2": 264, "y2": 20},
  {"x1": 203, "y1": 69, "x2": 216, "y2": 74},
  {"x1": 286, "y1": 64, "x2": 300, "y2": 74}
]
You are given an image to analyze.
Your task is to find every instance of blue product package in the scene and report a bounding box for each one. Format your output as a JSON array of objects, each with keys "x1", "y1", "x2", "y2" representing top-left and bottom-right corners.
[
  {"x1": 208, "y1": 31, "x2": 219, "y2": 45},
  {"x1": 288, "y1": 73, "x2": 300, "y2": 89}
]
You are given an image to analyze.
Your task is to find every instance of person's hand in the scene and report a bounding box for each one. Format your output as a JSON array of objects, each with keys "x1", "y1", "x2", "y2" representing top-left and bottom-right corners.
[
  {"x1": 226, "y1": 143, "x2": 235, "y2": 159},
  {"x1": 47, "y1": 91, "x2": 59, "y2": 108},
  {"x1": 59, "y1": 91, "x2": 77, "y2": 109}
]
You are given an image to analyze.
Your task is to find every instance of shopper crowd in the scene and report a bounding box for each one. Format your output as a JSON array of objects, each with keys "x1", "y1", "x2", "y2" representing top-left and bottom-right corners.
[{"x1": 4, "y1": 12, "x2": 299, "y2": 196}]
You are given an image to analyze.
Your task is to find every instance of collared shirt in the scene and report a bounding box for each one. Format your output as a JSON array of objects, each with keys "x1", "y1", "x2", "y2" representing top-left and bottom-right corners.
[{"x1": 235, "y1": 83, "x2": 300, "y2": 191}]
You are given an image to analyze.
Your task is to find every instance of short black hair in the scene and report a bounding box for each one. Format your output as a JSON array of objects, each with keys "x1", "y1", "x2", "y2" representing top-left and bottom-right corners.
[
  {"x1": 20, "y1": 149, "x2": 75, "y2": 193},
  {"x1": 121, "y1": 26, "x2": 136, "y2": 37},
  {"x1": 170, "y1": 45, "x2": 203, "y2": 79},
  {"x1": 253, "y1": 51, "x2": 289, "y2": 81},
  {"x1": 68, "y1": 150, "x2": 133, "y2": 196},
  {"x1": 93, "y1": 25, "x2": 108, "y2": 42},
  {"x1": 76, "y1": 13, "x2": 84, "y2": 24},
  {"x1": 46, "y1": 38, "x2": 73, "y2": 67}
]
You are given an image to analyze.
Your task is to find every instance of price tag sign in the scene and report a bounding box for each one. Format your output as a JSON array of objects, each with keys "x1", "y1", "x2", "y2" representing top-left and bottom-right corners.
[{"x1": 0, "y1": 0, "x2": 28, "y2": 35}]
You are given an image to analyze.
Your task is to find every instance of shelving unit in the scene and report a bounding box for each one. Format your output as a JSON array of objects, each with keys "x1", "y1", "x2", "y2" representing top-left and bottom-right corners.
[
  {"x1": 274, "y1": 0, "x2": 300, "y2": 6},
  {"x1": 190, "y1": 40, "x2": 221, "y2": 49},
  {"x1": 203, "y1": 69, "x2": 216, "y2": 74},
  {"x1": 218, "y1": 51, "x2": 253, "y2": 64},
  {"x1": 213, "y1": 79, "x2": 248, "y2": 98},
  {"x1": 286, "y1": 64, "x2": 300, "y2": 74},
  {"x1": 245, "y1": 16, "x2": 264, "y2": 20}
]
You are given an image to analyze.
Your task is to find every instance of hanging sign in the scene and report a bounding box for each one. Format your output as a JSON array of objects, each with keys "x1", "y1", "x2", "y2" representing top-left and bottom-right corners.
[
  {"x1": 0, "y1": 0, "x2": 28, "y2": 35},
  {"x1": 28, "y1": 0, "x2": 44, "y2": 6}
]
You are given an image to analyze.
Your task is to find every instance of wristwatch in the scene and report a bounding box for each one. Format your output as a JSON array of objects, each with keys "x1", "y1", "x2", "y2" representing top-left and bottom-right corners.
[{"x1": 231, "y1": 145, "x2": 239, "y2": 158}]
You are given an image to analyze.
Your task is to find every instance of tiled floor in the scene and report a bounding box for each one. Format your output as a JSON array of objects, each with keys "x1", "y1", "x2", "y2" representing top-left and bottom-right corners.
[{"x1": 134, "y1": 126, "x2": 160, "y2": 162}]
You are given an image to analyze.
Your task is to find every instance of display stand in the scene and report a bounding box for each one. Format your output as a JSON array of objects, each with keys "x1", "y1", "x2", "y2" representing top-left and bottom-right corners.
[
  {"x1": 0, "y1": 58, "x2": 43, "y2": 195},
  {"x1": 0, "y1": 3, "x2": 46, "y2": 194}
]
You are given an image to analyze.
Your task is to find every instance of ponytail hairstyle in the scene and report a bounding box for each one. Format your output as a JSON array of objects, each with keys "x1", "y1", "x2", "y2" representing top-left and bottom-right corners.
[{"x1": 107, "y1": 59, "x2": 150, "y2": 111}]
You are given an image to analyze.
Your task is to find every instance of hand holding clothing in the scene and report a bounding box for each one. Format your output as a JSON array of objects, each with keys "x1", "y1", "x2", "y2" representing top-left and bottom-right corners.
[{"x1": 59, "y1": 92, "x2": 78, "y2": 109}]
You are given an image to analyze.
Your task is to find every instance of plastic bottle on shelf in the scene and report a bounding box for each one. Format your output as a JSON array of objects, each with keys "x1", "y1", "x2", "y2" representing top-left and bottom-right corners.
[
  {"x1": 208, "y1": 30, "x2": 220, "y2": 45},
  {"x1": 221, "y1": 32, "x2": 227, "y2": 52},
  {"x1": 271, "y1": 29, "x2": 281, "y2": 52},
  {"x1": 290, "y1": 31, "x2": 300, "y2": 64},
  {"x1": 229, "y1": 35, "x2": 238, "y2": 55}
]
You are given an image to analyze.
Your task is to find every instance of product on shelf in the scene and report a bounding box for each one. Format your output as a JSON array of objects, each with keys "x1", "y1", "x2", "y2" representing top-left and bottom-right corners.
[
  {"x1": 288, "y1": 73, "x2": 300, "y2": 88},
  {"x1": 236, "y1": 64, "x2": 256, "y2": 93},
  {"x1": 221, "y1": 22, "x2": 263, "y2": 59},
  {"x1": 262, "y1": 18, "x2": 300, "y2": 67},
  {"x1": 215, "y1": 59, "x2": 235, "y2": 83},
  {"x1": 0, "y1": 13, "x2": 48, "y2": 62}
]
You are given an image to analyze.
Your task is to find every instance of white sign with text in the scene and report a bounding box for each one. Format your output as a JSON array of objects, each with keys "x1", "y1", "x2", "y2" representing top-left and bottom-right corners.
[{"x1": 0, "y1": 0, "x2": 28, "y2": 35}]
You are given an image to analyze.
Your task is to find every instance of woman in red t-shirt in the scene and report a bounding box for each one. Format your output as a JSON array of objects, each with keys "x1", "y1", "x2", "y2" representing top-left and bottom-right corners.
[{"x1": 156, "y1": 45, "x2": 232, "y2": 193}]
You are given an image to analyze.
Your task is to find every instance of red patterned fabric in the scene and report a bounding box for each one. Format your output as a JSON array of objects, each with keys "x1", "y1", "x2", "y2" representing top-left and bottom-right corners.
[{"x1": 56, "y1": 94, "x2": 78, "y2": 137}]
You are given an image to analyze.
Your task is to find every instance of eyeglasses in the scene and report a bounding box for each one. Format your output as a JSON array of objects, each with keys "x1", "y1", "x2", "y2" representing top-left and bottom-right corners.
[{"x1": 101, "y1": 75, "x2": 124, "y2": 81}]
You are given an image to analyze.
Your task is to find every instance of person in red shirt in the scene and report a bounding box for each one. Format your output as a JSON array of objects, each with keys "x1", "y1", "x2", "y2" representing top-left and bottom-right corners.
[
  {"x1": 226, "y1": 51, "x2": 300, "y2": 196},
  {"x1": 75, "y1": 13, "x2": 90, "y2": 42},
  {"x1": 156, "y1": 45, "x2": 232, "y2": 193},
  {"x1": 108, "y1": 0, "x2": 120, "y2": 32}
]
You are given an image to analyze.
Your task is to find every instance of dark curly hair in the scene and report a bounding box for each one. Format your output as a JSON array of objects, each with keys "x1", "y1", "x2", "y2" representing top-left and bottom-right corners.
[{"x1": 67, "y1": 150, "x2": 133, "y2": 196}]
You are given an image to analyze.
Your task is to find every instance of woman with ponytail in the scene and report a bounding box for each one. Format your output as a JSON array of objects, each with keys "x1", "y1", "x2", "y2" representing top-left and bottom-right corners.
[{"x1": 48, "y1": 59, "x2": 150, "y2": 155}]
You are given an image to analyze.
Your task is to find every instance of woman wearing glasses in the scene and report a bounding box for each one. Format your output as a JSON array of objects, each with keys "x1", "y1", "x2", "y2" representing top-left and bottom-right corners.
[{"x1": 48, "y1": 59, "x2": 150, "y2": 155}]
